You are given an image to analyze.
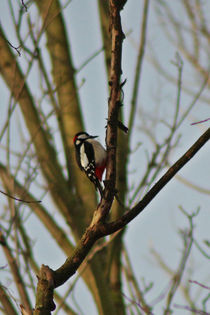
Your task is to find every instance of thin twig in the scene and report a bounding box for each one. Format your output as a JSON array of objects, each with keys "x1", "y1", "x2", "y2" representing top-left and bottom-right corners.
[
  {"x1": 164, "y1": 206, "x2": 199, "y2": 314},
  {"x1": 191, "y1": 118, "x2": 210, "y2": 125},
  {"x1": 128, "y1": 0, "x2": 150, "y2": 134},
  {"x1": 174, "y1": 303, "x2": 210, "y2": 315},
  {"x1": 0, "y1": 189, "x2": 41, "y2": 203},
  {"x1": 20, "y1": 0, "x2": 27, "y2": 12},
  {"x1": 189, "y1": 280, "x2": 210, "y2": 291}
]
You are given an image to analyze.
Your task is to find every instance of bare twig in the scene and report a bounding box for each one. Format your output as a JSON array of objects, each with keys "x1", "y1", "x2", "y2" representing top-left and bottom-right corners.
[
  {"x1": 191, "y1": 118, "x2": 210, "y2": 125},
  {"x1": 123, "y1": 246, "x2": 152, "y2": 314},
  {"x1": 20, "y1": 0, "x2": 27, "y2": 12},
  {"x1": 130, "y1": 54, "x2": 183, "y2": 205},
  {"x1": 6, "y1": 40, "x2": 21, "y2": 56},
  {"x1": 174, "y1": 303, "x2": 210, "y2": 315},
  {"x1": 0, "y1": 189, "x2": 41, "y2": 203},
  {"x1": 189, "y1": 280, "x2": 210, "y2": 291},
  {"x1": 175, "y1": 175, "x2": 210, "y2": 195},
  {"x1": 128, "y1": 0, "x2": 150, "y2": 134},
  {"x1": 122, "y1": 292, "x2": 154, "y2": 314},
  {"x1": 193, "y1": 239, "x2": 210, "y2": 259},
  {"x1": 164, "y1": 207, "x2": 199, "y2": 314}
]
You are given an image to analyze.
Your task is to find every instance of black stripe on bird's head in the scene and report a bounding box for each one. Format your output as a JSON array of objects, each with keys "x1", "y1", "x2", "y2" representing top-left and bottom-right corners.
[{"x1": 73, "y1": 132, "x2": 98, "y2": 144}]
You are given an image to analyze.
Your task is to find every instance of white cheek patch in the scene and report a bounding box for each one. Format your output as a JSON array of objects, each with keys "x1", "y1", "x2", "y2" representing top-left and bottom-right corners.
[{"x1": 75, "y1": 139, "x2": 80, "y2": 146}]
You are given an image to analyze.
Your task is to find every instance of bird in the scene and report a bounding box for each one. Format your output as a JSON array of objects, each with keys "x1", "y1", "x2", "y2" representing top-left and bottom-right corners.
[{"x1": 73, "y1": 131, "x2": 107, "y2": 197}]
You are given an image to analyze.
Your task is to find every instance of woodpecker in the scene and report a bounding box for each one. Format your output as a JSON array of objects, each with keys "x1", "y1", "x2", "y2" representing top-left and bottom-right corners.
[{"x1": 73, "y1": 131, "x2": 107, "y2": 197}]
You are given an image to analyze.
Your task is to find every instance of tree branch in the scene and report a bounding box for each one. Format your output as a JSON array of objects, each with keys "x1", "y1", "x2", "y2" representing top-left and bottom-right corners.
[
  {"x1": 103, "y1": 128, "x2": 210, "y2": 234},
  {"x1": 39, "y1": 128, "x2": 209, "y2": 292},
  {"x1": 95, "y1": 0, "x2": 126, "y2": 223},
  {"x1": 0, "y1": 232, "x2": 33, "y2": 314},
  {"x1": 0, "y1": 285, "x2": 18, "y2": 315}
]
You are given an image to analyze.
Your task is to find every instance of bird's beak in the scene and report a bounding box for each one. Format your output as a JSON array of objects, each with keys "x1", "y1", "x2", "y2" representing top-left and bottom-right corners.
[{"x1": 88, "y1": 135, "x2": 98, "y2": 139}]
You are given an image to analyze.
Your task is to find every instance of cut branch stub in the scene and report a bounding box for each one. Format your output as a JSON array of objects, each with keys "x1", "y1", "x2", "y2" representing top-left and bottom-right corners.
[{"x1": 34, "y1": 265, "x2": 56, "y2": 315}]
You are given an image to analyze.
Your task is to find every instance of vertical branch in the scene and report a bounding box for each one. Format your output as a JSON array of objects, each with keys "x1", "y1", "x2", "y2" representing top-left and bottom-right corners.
[
  {"x1": 97, "y1": 0, "x2": 111, "y2": 76},
  {"x1": 128, "y1": 0, "x2": 150, "y2": 135},
  {"x1": 98, "y1": 0, "x2": 127, "y2": 221},
  {"x1": 106, "y1": 0, "x2": 125, "y2": 184}
]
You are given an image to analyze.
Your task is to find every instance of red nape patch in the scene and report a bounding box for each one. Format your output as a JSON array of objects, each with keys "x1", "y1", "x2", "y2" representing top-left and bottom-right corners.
[
  {"x1": 95, "y1": 164, "x2": 106, "y2": 181},
  {"x1": 73, "y1": 135, "x2": 77, "y2": 143}
]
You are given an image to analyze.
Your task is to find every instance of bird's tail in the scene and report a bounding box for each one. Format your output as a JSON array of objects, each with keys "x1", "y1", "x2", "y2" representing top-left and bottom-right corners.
[{"x1": 96, "y1": 179, "x2": 104, "y2": 199}]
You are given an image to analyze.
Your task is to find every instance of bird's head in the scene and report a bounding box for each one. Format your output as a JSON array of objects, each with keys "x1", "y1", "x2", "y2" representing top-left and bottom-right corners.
[{"x1": 73, "y1": 132, "x2": 98, "y2": 146}]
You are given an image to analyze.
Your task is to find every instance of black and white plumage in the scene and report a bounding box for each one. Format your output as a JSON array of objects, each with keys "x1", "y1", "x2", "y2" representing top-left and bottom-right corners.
[{"x1": 73, "y1": 132, "x2": 107, "y2": 197}]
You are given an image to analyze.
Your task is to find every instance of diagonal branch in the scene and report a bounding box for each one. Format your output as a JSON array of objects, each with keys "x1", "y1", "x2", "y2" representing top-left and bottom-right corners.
[
  {"x1": 54, "y1": 128, "x2": 210, "y2": 286},
  {"x1": 104, "y1": 128, "x2": 210, "y2": 234},
  {"x1": 0, "y1": 232, "x2": 33, "y2": 315},
  {"x1": 0, "y1": 285, "x2": 18, "y2": 315}
]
